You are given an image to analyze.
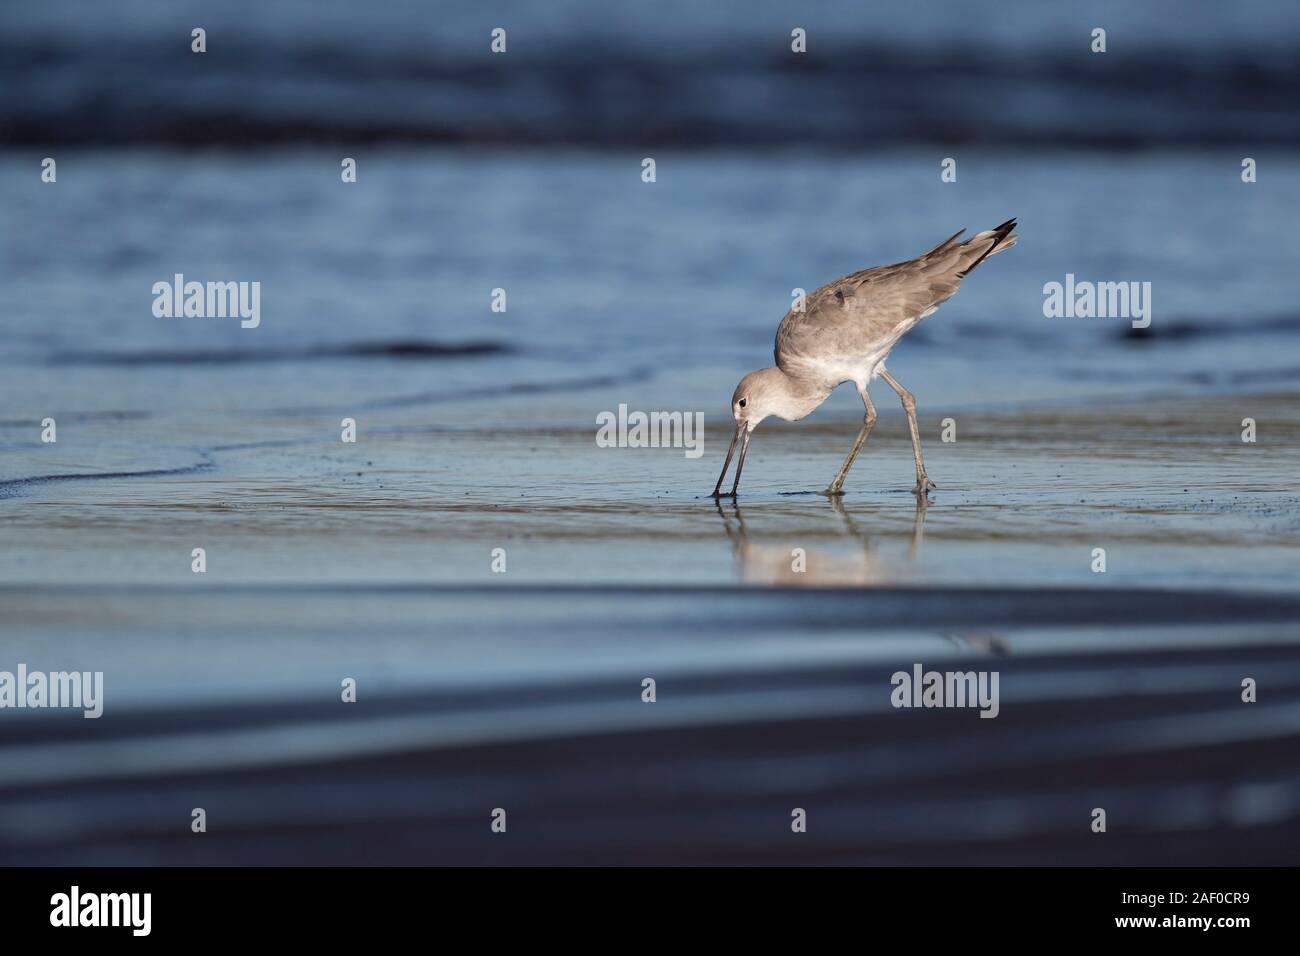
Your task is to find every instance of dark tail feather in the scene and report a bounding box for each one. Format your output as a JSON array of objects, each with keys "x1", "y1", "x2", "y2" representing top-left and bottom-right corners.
[{"x1": 957, "y1": 218, "x2": 1017, "y2": 277}]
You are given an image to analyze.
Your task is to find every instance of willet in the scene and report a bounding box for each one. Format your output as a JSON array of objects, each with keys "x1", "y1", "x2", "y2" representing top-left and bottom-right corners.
[{"x1": 712, "y1": 219, "x2": 1017, "y2": 498}]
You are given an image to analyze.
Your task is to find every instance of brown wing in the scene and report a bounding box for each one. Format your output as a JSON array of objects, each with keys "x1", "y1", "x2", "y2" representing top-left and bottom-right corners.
[{"x1": 775, "y1": 220, "x2": 1016, "y2": 376}]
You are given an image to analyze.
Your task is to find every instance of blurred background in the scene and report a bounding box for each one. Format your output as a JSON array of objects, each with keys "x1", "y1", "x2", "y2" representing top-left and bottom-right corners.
[
  {"x1": 1, "y1": 0, "x2": 1299, "y2": 865},
  {"x1": 3, "y1": 0, "x2": 1299, "y2": 418}
]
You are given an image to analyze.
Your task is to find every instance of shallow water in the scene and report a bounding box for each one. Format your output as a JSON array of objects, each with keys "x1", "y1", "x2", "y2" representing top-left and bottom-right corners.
[
  {"x1": 2, "y1": 148, "x2": 1299, "y2": 476},
  {"x1": 3, "y1": 147, "x2": 1298, "y2": 698},
  {"x1": 3, "y1": 144, "x2": 1299, "y2": 864}
]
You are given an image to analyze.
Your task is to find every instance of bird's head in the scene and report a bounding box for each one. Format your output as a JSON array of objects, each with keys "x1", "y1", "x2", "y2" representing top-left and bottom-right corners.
[
  {"x1": 714, "y1": 367, "x2": 821, "y2": 497},
  {"x1": 730, "y1": 367, "x2": 790, "y2": 432}
]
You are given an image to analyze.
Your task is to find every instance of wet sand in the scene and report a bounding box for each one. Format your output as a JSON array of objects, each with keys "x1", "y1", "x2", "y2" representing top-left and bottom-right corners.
[
  {"x1": 2, "y1": 585, "x2": 1299, "y2": 865},
  {"x1": 2, "y1": 390, "x2": 1296, "y2": 590},
  {"x1": 2, "y1": 390, "x2": 1298, "y2": 864}
]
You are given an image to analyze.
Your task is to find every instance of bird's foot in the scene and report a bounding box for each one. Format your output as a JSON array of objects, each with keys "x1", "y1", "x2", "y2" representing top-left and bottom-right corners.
[
  {"x1": 913, "y1": 476, "x2": 936, "y2": 496},
  {"x1": 818, "y1": 485, "x2": 846, "y2": 497},
  {"x1": 711, "y1": 490, "x2": 737, "y2": 500}
]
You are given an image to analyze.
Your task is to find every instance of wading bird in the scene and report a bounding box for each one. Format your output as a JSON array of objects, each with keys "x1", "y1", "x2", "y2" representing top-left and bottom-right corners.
[{"x1": 712, "y1": 219, "x2": 1017, "y2": 498}]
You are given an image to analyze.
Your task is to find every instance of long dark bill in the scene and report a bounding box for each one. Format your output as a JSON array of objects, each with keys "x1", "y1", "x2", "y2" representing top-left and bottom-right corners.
[
  {"x1": 711, "y1": 422, "x2": 742, "y2": 497},
  {"x1": 729, "y1": 428, "x2": 752, "y2": 496}
]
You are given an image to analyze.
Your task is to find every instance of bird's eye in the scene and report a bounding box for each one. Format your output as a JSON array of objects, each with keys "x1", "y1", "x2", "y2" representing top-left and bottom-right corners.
[{"x1": 738, "y1": 398, "x2": 747, "y2": 408}]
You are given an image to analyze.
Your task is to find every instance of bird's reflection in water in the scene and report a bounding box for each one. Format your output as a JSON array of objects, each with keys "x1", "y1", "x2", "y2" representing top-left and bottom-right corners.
[
  {"x1": 714, "y1": 496, "x2": 1009, "y2": 654},
  {"x1": 714, "y1": 494, "x2": 929, "y2": 586}
]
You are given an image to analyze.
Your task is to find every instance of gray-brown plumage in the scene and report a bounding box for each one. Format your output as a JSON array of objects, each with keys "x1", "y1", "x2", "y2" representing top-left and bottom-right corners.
[{"x1": 712, "y1": 219, "x2": 1017, "y2": 498}]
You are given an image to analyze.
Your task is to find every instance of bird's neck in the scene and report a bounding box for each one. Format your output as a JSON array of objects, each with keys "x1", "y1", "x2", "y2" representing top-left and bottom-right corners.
[{"x1": 772, "y1": 369, "x2": 831, "y2": 422}]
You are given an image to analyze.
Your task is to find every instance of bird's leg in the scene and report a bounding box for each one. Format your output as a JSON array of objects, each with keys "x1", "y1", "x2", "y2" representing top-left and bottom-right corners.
[
  {"x1": 821, "y1": 387, "x2": 877, "y2": 496},
  {"x1": 878, "y1": 369, "x2": 935, "y2": 495}
]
